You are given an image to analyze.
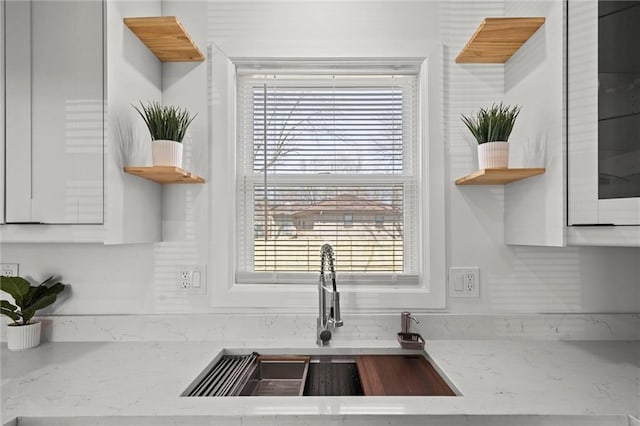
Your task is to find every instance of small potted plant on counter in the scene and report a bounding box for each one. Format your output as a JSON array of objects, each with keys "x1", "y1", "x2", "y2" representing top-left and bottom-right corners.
[
  {"x1": 133, "y1": 101, "x2": 197, "y2": 168},
  {"x1": 1, "y1": 275, "x2": 67, "y2": 351},
  {"x1": 461, "y1": 102, "x2": 521, "y2": 169}
]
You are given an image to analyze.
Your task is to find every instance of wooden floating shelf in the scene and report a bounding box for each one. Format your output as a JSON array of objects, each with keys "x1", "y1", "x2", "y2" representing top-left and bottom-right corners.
[
  {"x1": 124, "y1": 166, "x2": 205, "y2": 184},
  {"x1": 123, "y1": 16, "x2": 204, "y2": 62},
  {"x1": 455, "y1": 168, "x2": 545, "y2": 185},
  {"x1": 455, "y1": 17, "x2": 545, "y2": 64}
]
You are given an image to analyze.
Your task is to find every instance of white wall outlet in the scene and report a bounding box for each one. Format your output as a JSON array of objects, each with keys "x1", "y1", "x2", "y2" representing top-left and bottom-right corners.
[
  {"x1": 0, "y1": 263, "x2": 19, "y2": 277},
  {"x1": 176, "y1": 266, "x2": 206, "y2": 293},
  {"x1": 449, "y1": 267, "x2": 480, "y2": 298},
  {"x1": 179, "y1": 269, "x2": 191, "y2": 289}
]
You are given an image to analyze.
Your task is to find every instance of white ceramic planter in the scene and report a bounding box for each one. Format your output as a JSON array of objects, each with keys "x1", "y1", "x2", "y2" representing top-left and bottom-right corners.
[
  {"x1": 7, "y1": 321, "x2": 41, "y2": 351},
  {"x1": 152, "y1": 139, "x2": 183, "y2": 167},
  {"x1": 478, "y1": 141, "x2": 509, "y2": 169}
]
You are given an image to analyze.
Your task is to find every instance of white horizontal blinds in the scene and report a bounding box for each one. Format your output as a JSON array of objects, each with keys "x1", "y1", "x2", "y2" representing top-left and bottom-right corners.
[
  {"x1": 237, "y1": 73, "x2": 418, "y2": 278},
  {"x1": 253, "y1": 185, "x2": 405, "y2": 272},
  {"x1": 253, "y1": 84, "x2": 405, "y2": 174}
]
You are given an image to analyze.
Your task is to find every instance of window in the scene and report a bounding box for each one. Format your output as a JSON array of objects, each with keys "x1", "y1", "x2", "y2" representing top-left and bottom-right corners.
[
  {"x1": 236, "y1": 71, "x2": 419, "y2": 282},
  {"x1": 209, "y1": 46, "x2": 445, "y2": 310}
]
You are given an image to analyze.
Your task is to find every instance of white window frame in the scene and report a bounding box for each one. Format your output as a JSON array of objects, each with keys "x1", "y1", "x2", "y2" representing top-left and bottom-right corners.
[{"x1": 208, "y1": 43, "x2": 445, "y2": 312}]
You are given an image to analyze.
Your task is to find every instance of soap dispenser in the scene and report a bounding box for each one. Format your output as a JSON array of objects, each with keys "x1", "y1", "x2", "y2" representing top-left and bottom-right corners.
[
  {"x1": 401, "y1": 311, "x2": 419, "y2": 333},
  {"x1": 397, "y1": 311, "x2": 425, "y2": 349}
]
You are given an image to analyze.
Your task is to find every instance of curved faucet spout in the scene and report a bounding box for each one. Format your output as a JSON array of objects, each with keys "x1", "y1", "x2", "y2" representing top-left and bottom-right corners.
[{"x1": 320, "y1": 243, "x2": 337, "y2": 291}]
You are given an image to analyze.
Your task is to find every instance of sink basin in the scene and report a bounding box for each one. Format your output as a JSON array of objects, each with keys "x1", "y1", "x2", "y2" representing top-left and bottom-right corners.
[
  {"x1": 304, "y1": 356, "x2": 363, "y2": 396},
  {"x1": 239, "y1": 356, "x2": 310, "y2": 396},
  {"x1": 183, "y1": 348, "x2": 458, "y2": 397}
]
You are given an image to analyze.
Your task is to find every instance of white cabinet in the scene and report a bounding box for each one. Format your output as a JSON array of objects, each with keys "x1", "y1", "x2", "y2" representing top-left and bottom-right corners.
[
  {"x1": 5, "y1": 0, "x2": 104, "y2": 224},
  {"x1": 1, "y1": 0, "x2": 163, "y2": 243},
  {"x1": 567, "y1": 1, "x2": 640, "y2": 227},
  {"x1": 565, "y1": 0, "x2": 640, "y2": 246}
]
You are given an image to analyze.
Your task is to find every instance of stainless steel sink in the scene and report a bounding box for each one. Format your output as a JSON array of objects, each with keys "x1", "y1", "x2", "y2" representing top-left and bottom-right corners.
[{"x1": 183, "y1": 348, "x2": 458, "y2": 397}]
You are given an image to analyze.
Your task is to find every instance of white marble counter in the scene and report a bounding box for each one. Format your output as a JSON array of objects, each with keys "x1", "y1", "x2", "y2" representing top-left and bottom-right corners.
[{"x1": 1, "y1": 339, "x2": 638, "y2": 424}]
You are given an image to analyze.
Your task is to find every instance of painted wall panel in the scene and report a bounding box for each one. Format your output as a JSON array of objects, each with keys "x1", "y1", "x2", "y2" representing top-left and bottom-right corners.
[
  {"x1": 504, "y1": 0, "x2": 565, "y2": 246},
  {"x1": 1, "y1": 1, "x2": 638, "y2": 315}
]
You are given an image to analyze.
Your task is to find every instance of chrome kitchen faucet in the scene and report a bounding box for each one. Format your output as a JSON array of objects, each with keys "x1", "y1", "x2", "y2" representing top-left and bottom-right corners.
[{"x1": 317, "y1": 244, "x2": 343, "y2": 346}]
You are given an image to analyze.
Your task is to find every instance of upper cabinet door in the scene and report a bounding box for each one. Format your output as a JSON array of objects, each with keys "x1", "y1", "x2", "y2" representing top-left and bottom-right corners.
[
  {"x1": 5, "y1": 0, "x2": 104, "y2": 224},
  {"x1": 567, "y1": 0, "x2": 640, "y2": 226}
]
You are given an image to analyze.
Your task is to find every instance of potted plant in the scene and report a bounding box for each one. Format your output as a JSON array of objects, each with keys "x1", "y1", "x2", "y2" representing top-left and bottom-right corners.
[
  {"x1": 1, "y1": 276, "x2": 67, "y2": 351},
  {"x1": 461, "y1": 102, "x2": 521, "y2": 169},
  {"x1": 133, "y1": 101, "x2": 197, "y2": 168}
]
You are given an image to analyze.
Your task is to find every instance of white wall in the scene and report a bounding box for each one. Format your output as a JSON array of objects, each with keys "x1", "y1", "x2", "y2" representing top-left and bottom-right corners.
[
  {"x1": 504, "y1": 0, "x2": 564, "y2": 246},
  {"x1": 1, "y1": 0, "x2": 639, "y2": 315}
]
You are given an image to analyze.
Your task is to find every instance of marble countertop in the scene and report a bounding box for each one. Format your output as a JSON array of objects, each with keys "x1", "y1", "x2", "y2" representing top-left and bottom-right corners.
[{"x1": 1, "y1": 339, "x2": 638, "y2": 422}]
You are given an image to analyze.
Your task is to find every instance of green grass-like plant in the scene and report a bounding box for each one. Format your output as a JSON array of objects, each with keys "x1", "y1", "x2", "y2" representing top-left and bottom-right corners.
[
  {"x1": 461, "y1": 102, "x2": 521, "y2": 144},
  {"x1": 1, "y1": 276, "x2": 67, "y2": 326},
  {"x1": 133, "y1": 101, "x2": 197, "y2": 143}
]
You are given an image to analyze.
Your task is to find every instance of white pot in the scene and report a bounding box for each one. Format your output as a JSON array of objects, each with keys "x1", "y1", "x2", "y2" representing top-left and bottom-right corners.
[
  {"x1": 7, "y1": 321, "x2": 41, "y2": 351},
  {"x1": 478, "y1": 141, "x2": 509, "y2": 169},
  {"x1": 152, "y1": 139, "x2": 183, "y2": 167}
]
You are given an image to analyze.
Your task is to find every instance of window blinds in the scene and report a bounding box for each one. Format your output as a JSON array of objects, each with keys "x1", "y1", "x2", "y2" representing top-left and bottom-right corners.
[{"x1": 237, "y1": 73, "x2": 418, "y2": 280}]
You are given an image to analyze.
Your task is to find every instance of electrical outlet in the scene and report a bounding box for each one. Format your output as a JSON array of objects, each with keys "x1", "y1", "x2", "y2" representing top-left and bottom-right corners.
[
  {"x1": 463, "y1": 273, "x2": 475, "y2": 292},
  {"x1": 0, "y1": 263, "x2": 19, "y2": 277},
  {"x1": 449, "y1": 267, "x2": 480, "y2": 298},
  {"x1": 179, "y1": 270, "x2": 191, "y2": 288},
  {"x1": 176, "y1": 266, "x2": 206, "y2": 293}
]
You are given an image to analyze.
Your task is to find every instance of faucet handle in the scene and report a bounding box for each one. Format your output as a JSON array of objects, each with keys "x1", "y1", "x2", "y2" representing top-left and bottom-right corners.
[{"x1": 319, "y1": 329, "x2": 332, "y2": 344}]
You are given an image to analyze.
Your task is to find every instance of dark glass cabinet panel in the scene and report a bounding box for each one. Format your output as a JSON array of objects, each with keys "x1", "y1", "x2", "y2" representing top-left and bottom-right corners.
[{"x1": 598, "y1": 2, "x2": 640, "y2": 199}]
